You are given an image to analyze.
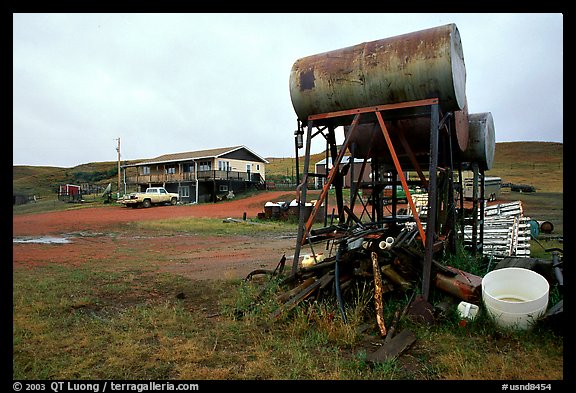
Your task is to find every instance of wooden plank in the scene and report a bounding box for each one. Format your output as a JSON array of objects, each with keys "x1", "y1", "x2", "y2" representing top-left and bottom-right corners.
[
  {"x1": 366, "y1": 329, "x2": 417, "y2": 363},
  {"x1": 269, "y1": 279, "x2": 322, "y2": 320},
  {"x1": 276, "y1": 277, "x2": 316, "y2": 303},
  {"x1": 270, "y1": 272, "x2": 333, "y2": 320}
]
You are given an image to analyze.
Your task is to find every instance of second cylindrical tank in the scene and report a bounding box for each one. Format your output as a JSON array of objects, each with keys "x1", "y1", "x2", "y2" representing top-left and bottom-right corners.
[{"x1": 459, "y1": 112, "x2": 496, "y2": 170}]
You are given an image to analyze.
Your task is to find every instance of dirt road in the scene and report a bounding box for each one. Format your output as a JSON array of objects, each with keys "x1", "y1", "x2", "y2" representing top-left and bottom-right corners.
[
  {"x1": 13, "y1": 190, "x2": 298, "y2": 236},
  {"x1": 13, "y1": 191, "x2": 300, "y2": 280}
]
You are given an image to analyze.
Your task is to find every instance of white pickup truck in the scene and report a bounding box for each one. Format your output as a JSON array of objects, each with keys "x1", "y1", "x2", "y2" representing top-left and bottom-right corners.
[{"x1": 120, "y1": 187, "x2": 179, "y2": 208}]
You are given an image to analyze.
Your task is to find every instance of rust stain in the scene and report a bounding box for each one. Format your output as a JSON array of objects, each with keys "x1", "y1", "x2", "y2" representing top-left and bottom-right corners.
[{"x1": 299, "y1": 67, "x2": 315, "y2": 91}]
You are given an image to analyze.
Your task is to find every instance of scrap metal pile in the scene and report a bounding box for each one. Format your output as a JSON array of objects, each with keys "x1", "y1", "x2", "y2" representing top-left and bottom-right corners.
[{"x1": 245, "y1": 217, "x2": 483, "y2": 361}]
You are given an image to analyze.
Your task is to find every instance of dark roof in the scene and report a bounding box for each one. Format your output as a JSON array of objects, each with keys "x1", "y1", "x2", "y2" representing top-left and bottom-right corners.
[{"x1": 123, "y1": 145, "x2": 269, "y2": 167}]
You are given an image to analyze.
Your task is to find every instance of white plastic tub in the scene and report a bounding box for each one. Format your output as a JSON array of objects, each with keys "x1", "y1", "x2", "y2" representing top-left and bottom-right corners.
[{"x1": 481, "y1": 267, "x2": 549, "y2": 330}]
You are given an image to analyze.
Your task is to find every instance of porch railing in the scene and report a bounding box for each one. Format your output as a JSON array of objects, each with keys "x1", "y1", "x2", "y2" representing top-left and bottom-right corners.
[{"x1": 125, "y1": 171, "x2": 262, "y2": 185}]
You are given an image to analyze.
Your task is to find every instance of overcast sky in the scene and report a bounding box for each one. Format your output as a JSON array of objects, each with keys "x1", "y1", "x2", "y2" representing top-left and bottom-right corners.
[{"x1": 13, "y1": 13, "x2": 563, "y2": 168}]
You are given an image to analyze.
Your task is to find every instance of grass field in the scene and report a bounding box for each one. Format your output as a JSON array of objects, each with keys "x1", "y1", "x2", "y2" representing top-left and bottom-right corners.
[{"x1": 13, "y1": 227, "x2": 564, "y2": 380}]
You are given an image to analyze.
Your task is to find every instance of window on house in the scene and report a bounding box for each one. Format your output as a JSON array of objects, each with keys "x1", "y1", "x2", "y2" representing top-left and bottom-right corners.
[
  {"x1": 180, "y1": 186, "x2": 190, "y2": 197},
  {"x1": 256, "y1": 164, "x2": 260, "y2": 171},
  {"x1": 218, "y1": 160, "x2": 231, "y2": 171},
  {"x1": 165, "y1": 166, "x2": 176, "y2": 174},
  {"x1": 183, "y1": 163, "x2": 193, "y2": 173},
  {"x1": 198, "y1": 161, "x2": 211, "y2": 171},
  {"x1": 142, "y1": 166, "x2": 150, "y2": 175}
]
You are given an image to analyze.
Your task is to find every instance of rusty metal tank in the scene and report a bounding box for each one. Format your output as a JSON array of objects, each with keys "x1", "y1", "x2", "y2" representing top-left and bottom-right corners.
[
  {"x1": 289, "y1": 23, "x2": 467, "y2": 123},
  {"x1": 343, "y1": 119, "x2": 433, "y2": 168},
  {"x1": 343, "y1": 118, "x2": 455, "y2": 169},
  {"x1": 452, "y1": 97, "x2": 469, "y2": 152},
  {"x1": 459, "y1": 112, "x2": 495, "y2": 170},
  {"x1": 342, "y1": 96, "x2": 470, "y2": 169}
]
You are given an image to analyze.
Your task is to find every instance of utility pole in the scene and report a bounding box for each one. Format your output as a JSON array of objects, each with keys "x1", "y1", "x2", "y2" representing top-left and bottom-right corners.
[{"x1": 116, "y1": 138, "x2": 121, "y2": 199}]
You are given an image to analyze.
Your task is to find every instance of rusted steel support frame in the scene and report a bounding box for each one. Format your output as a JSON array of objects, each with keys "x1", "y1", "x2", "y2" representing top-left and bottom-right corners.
[
  {"x1": 328, "y1": 126, "x2": 345, "y2": 224},
  {"x1": 445, "y1": 178, "x2": 456, "y2": 253},
  {"x1": 307, "y1": 98, "x2": 439, "y2": 121},
  {"x1": 457, "y1": 162, "x2": 465, "y2": 232},
  {"x1": 422, "y1": 103, "x2": 440, "y2": 302},
  {"x1": 390, "y1": 167, "x2": 398, "y2": 219},
  {"x1": 370, "y1": 157, "x2": 380, "y2": 222},
  {"x1": 347, "y1": 157, "x2": 369, "y2": 227},
  {"x1": 316, "y1": 128, "x2": 338, "y2": 226},
  {"x1": 311, "y1": 126, "x2": 328, "y2": 139},
  {"x1": 356, "y1": 184, "x2": 374, "y2": 223},
  {"x1": 372, "y1": 159, "x2": 380, "y2": 225},
  {"x1": 471, "y1": 162, "x2": 479, "y2": 253},
  {"x1": 440, "y1": 115, "x2": 457, "y2": 253},
  {"x1": 294, "y1": 98, "x2": 440, "y2": 277},
  {"x1": 375, "y1": 111, "x2": 427, "y2": 245},
  {"x1": 292, "y1": 120, "x2": 314, "y2": 276},
  {"x1": 479, "y1": 168, "x2": 486, "y2": 254},
  {"x1": 350, "y1": 142, "x2": 356, "y2": 208},
  {"x1": 301, "y1": 114, "x2": 362, "y2": 245},
  {"x1": 302, "y1": 126, "x2": 329, "y2": 227},
  {"x1": 396, "y1": 131, "x2": 428, "y2": 188},
  {"x1": 323, "y1": 132, "x2": 330, "y2": 227},
  {"x1": 343, "y1": 205, "x2": 364, "y2": 227},
  {"x1": 347, "y1": 131, "x2": 377, "y2": 226},
  {"x1": 306, "y1": 235, "x2": 320, "y2": 262}
]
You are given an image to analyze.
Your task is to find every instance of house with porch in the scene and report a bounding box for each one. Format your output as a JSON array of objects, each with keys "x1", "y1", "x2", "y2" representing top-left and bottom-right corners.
[{"x1": 122, "y1": 145, "x2": 268, "y2": 203}]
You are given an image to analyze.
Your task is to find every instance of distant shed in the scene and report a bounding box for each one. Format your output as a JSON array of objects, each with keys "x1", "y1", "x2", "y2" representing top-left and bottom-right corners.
[{"x1": 58, "y1": 184, "x2": 82, "y2": 202}]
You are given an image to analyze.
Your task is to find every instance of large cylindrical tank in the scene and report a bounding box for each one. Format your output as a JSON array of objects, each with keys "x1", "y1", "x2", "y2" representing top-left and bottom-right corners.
[
  {"x1": 344, "y1": 116, "x2": 462, "y2": 169},
  {"x1": 289, "y1": 23, "x2": 467, "y2": 123},
  {"x1": 344, "y1": 119, "x2": 434, "y2": 168},
  {"x1": 342, "y1": 95, "x2": 470, "y2": 169},
  {"x1": 459, "y1": 112, "x2": 496, "y2": 170}
]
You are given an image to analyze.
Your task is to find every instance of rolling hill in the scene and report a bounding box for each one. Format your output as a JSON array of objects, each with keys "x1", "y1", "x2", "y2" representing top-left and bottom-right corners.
[{"x1": 13, "y1": 142, "x2": 563, "y2": 197}]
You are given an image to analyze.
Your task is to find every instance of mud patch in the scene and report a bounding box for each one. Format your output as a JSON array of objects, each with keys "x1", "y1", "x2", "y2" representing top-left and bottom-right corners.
[{"x1": 13, "y1": 236, "x2": 72, "y2": 244}]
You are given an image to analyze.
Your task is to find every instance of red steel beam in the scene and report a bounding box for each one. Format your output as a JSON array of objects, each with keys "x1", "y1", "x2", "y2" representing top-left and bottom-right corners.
[
  {"x1": 375, "y1": 111, "x2": 427, "y2": 246},
  {"x1": 308, "y1": 98, "x2": 439, "y2": 121},
  {"x1": 301, "y1": 114, "x2": 361, "y2": 245}
]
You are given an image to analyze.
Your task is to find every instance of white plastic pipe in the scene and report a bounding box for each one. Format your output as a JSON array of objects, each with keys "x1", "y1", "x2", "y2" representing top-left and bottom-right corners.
[{"x1": 379, "y1": 237, "x2": 395, "y2": 250}]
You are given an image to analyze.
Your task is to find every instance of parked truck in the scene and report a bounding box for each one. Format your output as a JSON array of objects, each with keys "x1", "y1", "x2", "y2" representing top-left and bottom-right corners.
[{"x1": 120, "y1": 187, "x2": 179, "y2": 208}]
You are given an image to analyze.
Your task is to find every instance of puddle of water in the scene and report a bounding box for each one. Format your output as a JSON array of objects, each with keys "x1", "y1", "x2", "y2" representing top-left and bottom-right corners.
[{"x1": 13, "y1": 236, "x2": 72, "y2": 244}]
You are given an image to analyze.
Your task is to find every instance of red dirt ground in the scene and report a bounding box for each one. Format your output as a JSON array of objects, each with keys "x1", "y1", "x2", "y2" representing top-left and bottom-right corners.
[
  {"x1": 13, "y1": 191, "x2": 298, "y2": 236},
  {"x1": 13, "y1": 191, "x2": 301, "y2": 280}
]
